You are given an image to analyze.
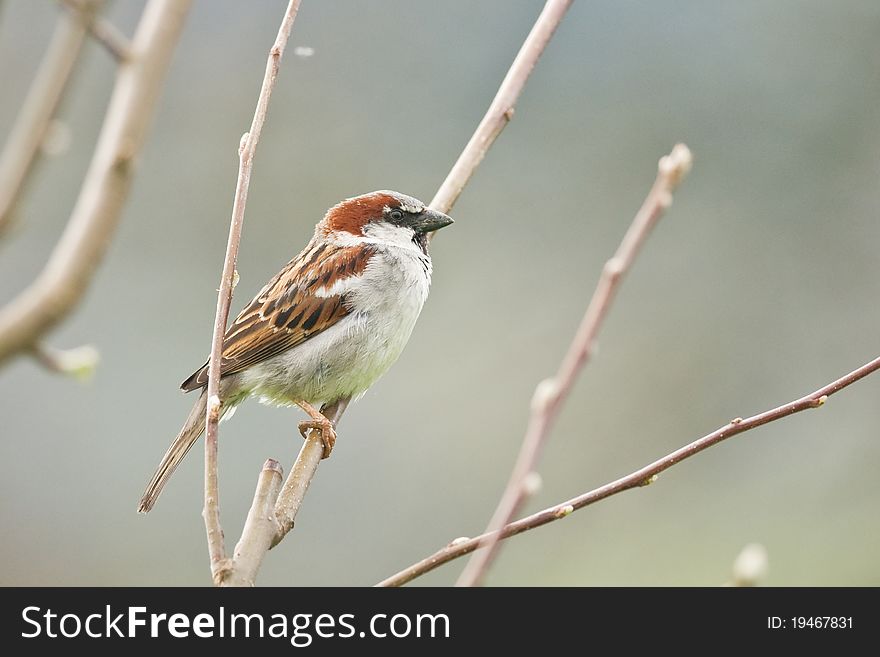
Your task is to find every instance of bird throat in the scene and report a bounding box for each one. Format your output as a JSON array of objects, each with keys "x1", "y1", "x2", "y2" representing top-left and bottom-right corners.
[{"x1": 413, "y1": 232, "x2": 430, "y2": 255}]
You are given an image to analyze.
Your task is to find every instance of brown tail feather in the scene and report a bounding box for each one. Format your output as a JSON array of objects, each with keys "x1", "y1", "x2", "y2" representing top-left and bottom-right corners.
[{"x1": 137, "y1": 391, "x2": 207, "y2": 513}]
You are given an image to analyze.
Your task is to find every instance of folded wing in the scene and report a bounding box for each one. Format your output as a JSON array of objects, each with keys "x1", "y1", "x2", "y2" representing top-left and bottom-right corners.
[{"x1": 181, "y1": 240, "x2": 374, "y2": 391}]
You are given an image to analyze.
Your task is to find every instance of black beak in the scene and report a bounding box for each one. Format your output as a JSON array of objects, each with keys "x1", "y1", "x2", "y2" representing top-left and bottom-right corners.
[{"x1": 411, "y1": 208, "x2": 453, "y2": 234}]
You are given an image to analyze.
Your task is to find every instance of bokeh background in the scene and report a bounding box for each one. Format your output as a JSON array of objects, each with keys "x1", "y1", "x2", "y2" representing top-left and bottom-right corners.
[{"x1": 1, "y1": 0, "x2": 878, "y2": 586}]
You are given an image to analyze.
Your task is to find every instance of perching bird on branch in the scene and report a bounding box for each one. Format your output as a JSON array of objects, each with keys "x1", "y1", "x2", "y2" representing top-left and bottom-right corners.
[{"x1": 138, "y1": 191, "x2": 453, "y2": 512}]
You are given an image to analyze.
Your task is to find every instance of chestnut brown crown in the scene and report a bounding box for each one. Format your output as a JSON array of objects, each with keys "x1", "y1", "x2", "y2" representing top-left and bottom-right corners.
[{"x1": 320, "y1": 190, "x2": 453, "y2": 237}]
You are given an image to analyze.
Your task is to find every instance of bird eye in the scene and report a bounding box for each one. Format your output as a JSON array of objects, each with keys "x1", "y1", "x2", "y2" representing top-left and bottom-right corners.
[{"x1": 389, "y1": 209, "x2": 404, "y2": 221}]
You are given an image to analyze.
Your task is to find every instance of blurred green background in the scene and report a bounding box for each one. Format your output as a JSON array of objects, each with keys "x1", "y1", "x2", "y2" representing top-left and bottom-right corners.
[{"x1": 1, "y1": 0, "x2": 878, "y2": 586}]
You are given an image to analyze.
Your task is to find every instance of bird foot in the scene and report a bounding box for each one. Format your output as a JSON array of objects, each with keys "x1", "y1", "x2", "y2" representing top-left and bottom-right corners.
[{"x1": 297, "y1": 403, "x2": 336, "y2": 459}]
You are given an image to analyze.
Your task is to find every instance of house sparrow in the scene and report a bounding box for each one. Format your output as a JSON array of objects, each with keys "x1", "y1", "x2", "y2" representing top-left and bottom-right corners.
[{"x1": 137, "y1": 190, "x2": 452, "y2": 513}]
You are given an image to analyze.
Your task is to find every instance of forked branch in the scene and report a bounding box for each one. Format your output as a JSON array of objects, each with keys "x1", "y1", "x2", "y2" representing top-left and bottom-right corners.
[{"x1": 0, "y1": 0, "x2": 191, "y2": 366}]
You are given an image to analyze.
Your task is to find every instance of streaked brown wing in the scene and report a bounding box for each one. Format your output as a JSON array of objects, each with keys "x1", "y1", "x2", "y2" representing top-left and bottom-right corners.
[{"x1": 181, "y1": 240, "x2": 374, "y2": 391}]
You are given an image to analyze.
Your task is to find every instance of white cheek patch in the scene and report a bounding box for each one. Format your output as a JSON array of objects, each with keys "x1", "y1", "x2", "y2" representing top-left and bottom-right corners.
[{"x1": 363, "y1": 221, "x2": 416, "y2": 248}]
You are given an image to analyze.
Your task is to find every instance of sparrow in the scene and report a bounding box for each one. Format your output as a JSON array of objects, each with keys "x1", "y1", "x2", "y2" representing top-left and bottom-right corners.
[{"x1": 137, "y1": 190, "x2": 452, "y2": 513}]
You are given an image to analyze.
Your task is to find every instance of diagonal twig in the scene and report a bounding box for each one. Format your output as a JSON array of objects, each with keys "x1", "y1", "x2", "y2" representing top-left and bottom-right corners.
[
  {"x1": 223, "y1": 459, "x2": 284, "y2": 587},
  {"x1": 271, "y1": 399, "x2": 348, "y2": 547},
  {"x1": 203, "y1": 0, "x2": 302, "y2": 586},
  {"x1": 429, "y1": 0, "x2": 574, "y2": 219},
  {"x1": 456, "y1": 144, "x2": 693, "y2": 586},
  {"x1": 378, "y1": 352, "x2": 880, "y2": 586}
]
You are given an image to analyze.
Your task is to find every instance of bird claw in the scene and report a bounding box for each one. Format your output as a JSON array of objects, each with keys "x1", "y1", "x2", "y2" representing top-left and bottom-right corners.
[{"x1": 298, "y1": 419, "x2": 336, "y2": 459}]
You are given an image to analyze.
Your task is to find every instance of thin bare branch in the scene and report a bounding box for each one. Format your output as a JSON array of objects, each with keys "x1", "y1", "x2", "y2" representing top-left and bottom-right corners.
[
  {"x1": 456, "y1": 144, "x2": 693, "y2": 586},
  {"x1": 428, "y1": 0, "x2": 573, "y2": 218},
  {"x1": 203, "y1": 0, "x2": 302, "y2": 586},
  {"x1": 0, "y1": 0, "x2": 191, "y2": 366},
  {"x1": 0, "y1": 0, "x2": 102, "y2": 236},
  {"x1": 273, "y1": 399, "x2": 348, "y2": 545},
  {"x1": 223, "y1": 459, "x2": 284, "y2": 587},
  {"x1": 378, "y1": 353, "x2": 880, "y2": 586},
  {"x1": 60, "y1": 0, "x2": 132, "y2": 61},
  {"x1": 272, "y1": 438, "x2": 324, "y2": 544}
]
